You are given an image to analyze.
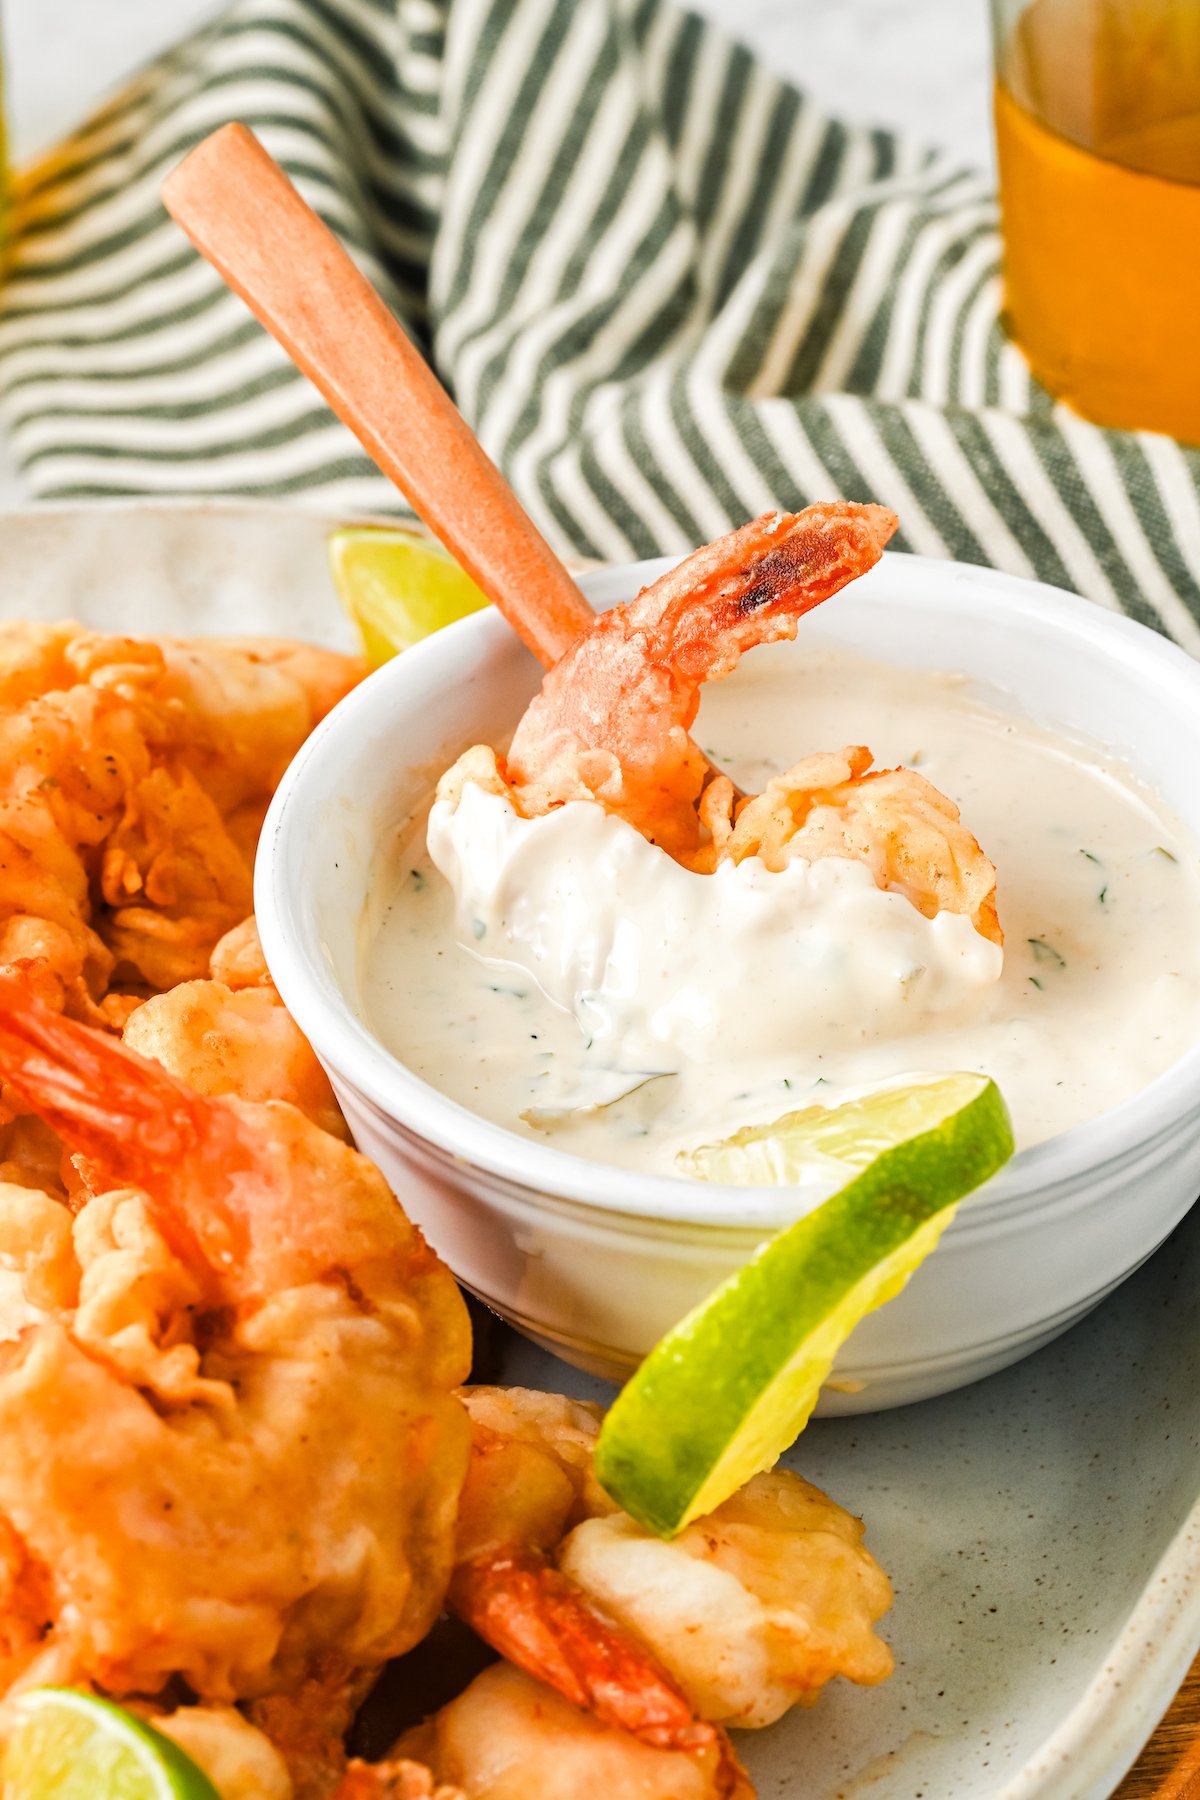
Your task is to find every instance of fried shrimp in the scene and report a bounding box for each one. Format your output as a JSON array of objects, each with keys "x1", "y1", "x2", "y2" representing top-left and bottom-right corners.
[
  {"x1": 693, "y1": 746, "x2": 1002, "y2": 943},
  {"x1": 150, "y1": 1704, "x2": 296, "y2": 1800},
  {"x1": 391, "y1": 1663, "x2": 754, "y2": 1800},
  {"x1": 473, "y1": 503, "x2": 896, "y2": 857},
  {"x1": 448, "y1": 1389, "x2": 892, "y2": 1737},
  {"x1": 0, "y1": 977, "x2": 470, "y2": 1715},
  {"x1": 559, "y1": 1471, "x2": 894, "y2": 1727},
  {"x1": 447, "y1": 1389, "x2": 709, "y2": 1754},
  {"x1": 0, "y1": 623, "x2": 361, "y2": 1016},
  {"x1": 123, "y1": 919, "x2": 348, "y2": 1140},
  {"x1": 435, "y1": 505, "x2": 1001, "y2": 942}
]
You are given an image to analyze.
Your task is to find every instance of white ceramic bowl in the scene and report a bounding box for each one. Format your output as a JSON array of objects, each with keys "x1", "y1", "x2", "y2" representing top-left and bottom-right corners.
[{"x1": 257, "y1": 552, "x2": 1200, "y2": 1411}]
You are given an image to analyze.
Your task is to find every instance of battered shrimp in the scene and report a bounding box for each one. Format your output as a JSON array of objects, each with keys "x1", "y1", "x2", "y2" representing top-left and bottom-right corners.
[
  {"x1": 0, "y1": 623, "x2": 361, "y2": 1013},
  {"x1": 694, "y1": 745, "x2": 1002, "y2": 943},
  {"x1": 123, "y1": 919, "x2": 348, "y2": 1140},
  {"x1": 0, "y1": 978, "x2": 470, "y2": 1726},
  {"x1": 446, "y1": 503, "x2": 895, "y2": 858},
  {"x1": 559, "y1": 1471, "x2": 894, "y2": 1727},
  {"x1": 436, "y1": 505, "x2": 1000, "y2": 941},
  {"x1": 150, "y1": 1704, "x2": 295, "y2": 1800},
  {"x1": 391, "y1": 1663, "x2": 753, "y2": 1800},
  {"x1": 210, "y1": 915, "x2": 277, "y2": 988},
  {"x1": 449, "y1": 1389, "x2": 892, "y2": 1735},
  {"x1": 448, "y1": 1389, "x2": 711, "y2": 1753}
]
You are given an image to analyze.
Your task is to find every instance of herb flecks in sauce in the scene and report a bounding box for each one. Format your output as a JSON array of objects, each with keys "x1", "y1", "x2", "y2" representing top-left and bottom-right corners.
[
  {"x1": 1080, "y1": 847, "x2": 1111, "y2": 906},
  {"x1": 365, "y1": 643, "x2": 1200, "y2": 1175},
  {"x1": 1028, "y1": 937, "x2": 1067, "y2": 970}
]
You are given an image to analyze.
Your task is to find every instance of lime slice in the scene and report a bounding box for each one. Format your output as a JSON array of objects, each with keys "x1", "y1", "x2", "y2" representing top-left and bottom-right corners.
[
  {"x1": 594, "y1": 1073, "x2": 1014, "y2": 1536},
  {"x1": 1, "y1": 1689, "x2": 220, "y2": 1800},
  {"x1": 328, "y1": 526, "x2": 489, "y2": 666}
]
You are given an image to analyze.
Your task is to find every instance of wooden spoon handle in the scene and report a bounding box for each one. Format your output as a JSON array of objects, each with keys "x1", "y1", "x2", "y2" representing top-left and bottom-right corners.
[{"x1": 162, "y1": 123, "x2": 595, "y2": 669}]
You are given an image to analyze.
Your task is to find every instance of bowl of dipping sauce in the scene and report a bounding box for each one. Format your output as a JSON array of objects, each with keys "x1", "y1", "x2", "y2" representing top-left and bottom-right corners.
[{"x1": 257, "y1": 551, "x2": 1200, "y2": 1410}]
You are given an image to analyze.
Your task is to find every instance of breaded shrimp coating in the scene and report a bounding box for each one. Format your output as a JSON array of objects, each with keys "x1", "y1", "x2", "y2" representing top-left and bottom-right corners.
[
  {"x1": 123, "y1": 920, "x2": 348, "y2": 1140},
  {"x1": 692, "y1": 745, "x2": 1001, "y2": 944},
  {"x1": 0, "y1": 980, "x2": 470, "y2": 1712},
  {"x1": 396, "y1": 1664, "x2": 752, "y2": 1800},
  {"x1": 450, "y1": 1389, "x2": 892, "y2": 1735},
  {"x1": 0, "y1": 623, "x2": 361, "y2": 1018}
]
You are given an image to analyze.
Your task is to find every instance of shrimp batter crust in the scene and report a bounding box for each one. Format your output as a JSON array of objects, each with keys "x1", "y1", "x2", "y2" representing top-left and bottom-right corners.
[
  {"x1": 0, "y1": 979, "x2": 471, "y2": 1717},
  {"x1": 394, "y1": 1663, "x2": 753, "y2": 1800},
  {"x1": 123, "y1": 918, "x2": 349, "y2": 1141},
  {"x1": 0, "y1": 622, "x2": 362, "y2": 1028},
  {"x1": 449, "y1": 1389, "x2": 893, "y2": 1735}
]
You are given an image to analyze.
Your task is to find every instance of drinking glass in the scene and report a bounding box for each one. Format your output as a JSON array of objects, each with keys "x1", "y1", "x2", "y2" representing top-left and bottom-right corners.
[
  {"x1": 992, "y1": 0, "x2": 1200, "y2": 442},
  {"x1": 0, "y1": 23, "x2": 7, "y2": 268}
]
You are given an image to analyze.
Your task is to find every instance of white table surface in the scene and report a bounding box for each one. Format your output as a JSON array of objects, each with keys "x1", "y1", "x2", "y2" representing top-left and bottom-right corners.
[{"x1": 0, "y1": 0, "x2": 993, "y2": 503}]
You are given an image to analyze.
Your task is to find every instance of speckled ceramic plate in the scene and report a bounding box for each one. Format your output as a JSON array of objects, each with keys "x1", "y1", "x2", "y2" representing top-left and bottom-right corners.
[{"x1": 6, "y1": 499, "x2": 1199, "y2": 1800}]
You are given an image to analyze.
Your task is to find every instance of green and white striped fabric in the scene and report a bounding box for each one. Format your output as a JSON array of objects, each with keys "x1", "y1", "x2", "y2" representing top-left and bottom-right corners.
[{"x1": 2, "y1": 0, "x2": 1200, "y2": 648}]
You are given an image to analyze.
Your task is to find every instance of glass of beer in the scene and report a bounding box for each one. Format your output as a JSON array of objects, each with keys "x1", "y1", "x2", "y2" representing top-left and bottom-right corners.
[
  {"x1": 0, "y1": 25, "x2": 7, "y2": 270},
  {"x1": 992, "y1": 0, "x2": 1200, "y2": 442}
]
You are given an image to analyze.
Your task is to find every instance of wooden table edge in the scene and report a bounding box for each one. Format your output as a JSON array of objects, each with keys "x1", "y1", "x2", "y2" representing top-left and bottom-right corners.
[{"x1": 1112, "y1": 1651, "x2": 1200, "y2": 1798}]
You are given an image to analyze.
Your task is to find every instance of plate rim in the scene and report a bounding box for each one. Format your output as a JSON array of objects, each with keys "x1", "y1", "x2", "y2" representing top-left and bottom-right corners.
[{"x1": 0, "y1": 496, "x2": 1196, "y2": 1799}]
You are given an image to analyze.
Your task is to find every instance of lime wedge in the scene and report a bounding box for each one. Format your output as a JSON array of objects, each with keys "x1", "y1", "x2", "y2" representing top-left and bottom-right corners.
[
  {"x1": 594, "y1": 1074, "x2": 1014, "y2": 1537},
  {"x1": 1, "y1": 1690, "x2": 220, "y2": 1800},
  {"x1": 328, "y1": 526, "x2": 489, "y2": 666}
]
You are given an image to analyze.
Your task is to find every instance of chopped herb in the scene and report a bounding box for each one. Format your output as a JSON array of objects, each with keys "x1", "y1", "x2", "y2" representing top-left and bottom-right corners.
[
  {"x1": 782, "y1": 1077, "x2": 792, "y2": 1090},
  {"x1": 1153, "y1": 846, "x2": 1178, "y2": 863},
  {"x1": 409, "y1": 867, "x2": 427, "y2": 889},
  {"x1": 1029, "y1": 976, "x2": 1044, "y2": 991},
  {"x1": 1028, "y1": 938, "x2": 1066, "y2": 969},
  {"x1": 1079, "y1": 849, "x2": 1109, "y2": 904},
  {"x1": 521, "y1": 1070, "x2": 673, "y2": 1129}
]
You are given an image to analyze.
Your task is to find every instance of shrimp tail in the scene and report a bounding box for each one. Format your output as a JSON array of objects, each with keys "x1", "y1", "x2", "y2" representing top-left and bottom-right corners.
[
  {"x1": 634, "y1": 501, "x2": 899, "y2": 685},
  {"x1": 504, "y1": 500, "x2": 899, "y2": 854},
  {"x1": 449, "y1": 1546, "x2": 713, "y2": 1753},
  {"x1": 0, "y1": 973, "x2": 207, "y2": 1179}
]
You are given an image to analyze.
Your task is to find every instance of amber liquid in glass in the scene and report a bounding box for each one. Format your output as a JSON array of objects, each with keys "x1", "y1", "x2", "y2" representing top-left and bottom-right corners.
[{"x1": 994, "y1": 0, "x2": 1200, "y2": 441}]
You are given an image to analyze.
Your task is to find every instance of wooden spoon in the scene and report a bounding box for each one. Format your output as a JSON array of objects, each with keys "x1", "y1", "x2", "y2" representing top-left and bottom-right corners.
[
  {"x1": 162, "y1": 125, "x2": 743, "y2": 797},
  {"x1": 161, "y1": 123, "x2": 595, "y2": 670}
]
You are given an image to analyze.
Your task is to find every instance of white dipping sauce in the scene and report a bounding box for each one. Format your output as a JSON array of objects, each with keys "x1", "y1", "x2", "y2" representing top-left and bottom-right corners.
[{"x1": 362, "y1": 643, "x2": 1200, "y2": 1177}]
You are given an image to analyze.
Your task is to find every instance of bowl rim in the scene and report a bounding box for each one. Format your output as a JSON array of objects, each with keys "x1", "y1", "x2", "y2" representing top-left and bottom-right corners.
[{"x1": 257, "y1": 549, "x2": 1200, "y2": 1231}]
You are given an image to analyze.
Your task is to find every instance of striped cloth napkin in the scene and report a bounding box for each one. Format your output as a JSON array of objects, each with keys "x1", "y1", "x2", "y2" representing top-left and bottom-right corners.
[{"x1": 2, "y1": 0, "x2": 1199, "y2": 650}]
